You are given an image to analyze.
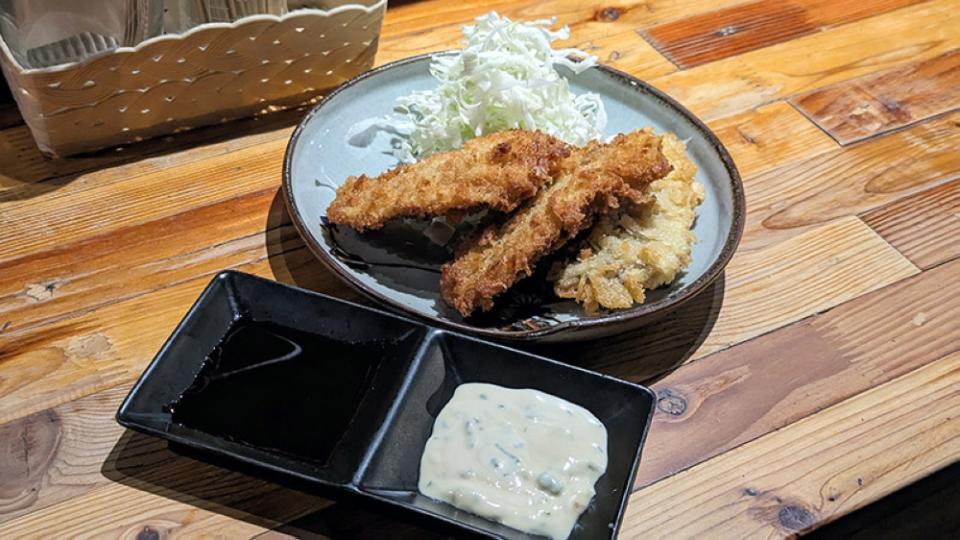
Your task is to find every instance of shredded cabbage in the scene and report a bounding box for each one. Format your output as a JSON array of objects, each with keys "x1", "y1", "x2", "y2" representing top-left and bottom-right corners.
[{"x1": 349, "y1": 11, "x2": 607, "y2": 161}]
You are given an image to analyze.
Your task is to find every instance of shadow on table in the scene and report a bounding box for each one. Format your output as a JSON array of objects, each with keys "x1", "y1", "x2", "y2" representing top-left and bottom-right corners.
[
  {"x1": 101, "y1": 430, "x2": 456, "y2": 539},
  {"x1": 0, "y1": 105, "x2": 308, "y2": 203},
  {"x1": 262, "y1": 502, "x2": 459, "y2": 540},
  {"x1": 263, "y1": 185, "x2": 726, "y2": 388},
  {"x1": 523, "y1": 273, "x2": 726, "y2": 386},
  {"x1": 264, "y1": 187, "x2": 369, "y2": 303}
]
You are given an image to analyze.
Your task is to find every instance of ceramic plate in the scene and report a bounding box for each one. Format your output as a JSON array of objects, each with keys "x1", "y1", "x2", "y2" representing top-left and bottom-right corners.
[{"x1": 283, "y1": 53, "x2": 744, "y2": 343}]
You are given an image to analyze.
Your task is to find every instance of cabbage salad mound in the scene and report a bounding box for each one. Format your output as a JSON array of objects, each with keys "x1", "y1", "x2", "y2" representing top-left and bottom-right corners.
[{"x1": 350, "y1": 11, "x2": 607, "y2": 161}]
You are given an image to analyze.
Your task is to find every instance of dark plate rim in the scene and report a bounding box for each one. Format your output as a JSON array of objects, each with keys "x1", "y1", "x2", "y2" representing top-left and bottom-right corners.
[{"x1": 282, "y1": 52, "x2": 746, "y2": 340}]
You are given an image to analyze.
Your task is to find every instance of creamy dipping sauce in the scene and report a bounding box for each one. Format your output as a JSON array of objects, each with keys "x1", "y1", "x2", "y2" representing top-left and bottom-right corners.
[{"x1": 418, "y1": 383, "x2": 608, "y2": 540}]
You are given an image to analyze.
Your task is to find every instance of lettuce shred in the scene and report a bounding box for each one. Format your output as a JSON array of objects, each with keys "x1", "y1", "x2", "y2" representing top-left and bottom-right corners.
[{"x1": 350, "y1": 11, "x2": 607, "y2": 161}]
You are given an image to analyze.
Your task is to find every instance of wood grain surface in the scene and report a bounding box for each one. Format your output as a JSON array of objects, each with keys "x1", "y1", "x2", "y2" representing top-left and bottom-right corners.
[
  {"x1": 623, "y1": 352, "x2": 960, "y2": 538},
  {"x1": 1, "y1": 0, "x2": 958, "y2": 537},
  {"x1": 633, "y1": 259, "x2": 960, "y2": 488},
  {"x1": 741, "y1": 113, "x2": 960, "y2": 252},
  {"x1": 793, "y1": 49, "x2": 960, "y2": 144},
  {"x1": 863, "y1": 179, "x2": 960, "y2": 269},
  {"x1": 652, "y1": 0, "x2": 960, "y2": 120},
  {"x1": 643, "y1": 0, "x2": 926, "y2": 68}
]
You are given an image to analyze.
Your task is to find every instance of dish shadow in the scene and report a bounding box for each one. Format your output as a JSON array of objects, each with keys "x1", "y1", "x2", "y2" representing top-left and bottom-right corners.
[
  {"x1": 527, "y1": 273, "x2": 726, "y2": 386},
  {"x1": 102, "y1": 427, "x2": 469, "y2": 538},
  {"x1": 261, "y1": 502, "x2": 460, "y2": 539},
  {"x1": 100, "y1": 429, "x2": 322, "y2": 530}
]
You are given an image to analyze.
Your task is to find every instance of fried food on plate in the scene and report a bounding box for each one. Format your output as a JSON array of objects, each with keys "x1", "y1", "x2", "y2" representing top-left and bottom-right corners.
[
  {"x1": 551, "y1": 132, "x2": 705, "y2": 313},
  {"x1": 440, "y1": 130, "x2": 672, "y2": 317},
  {"x1": 326, "y1": 130, "x2": 571, "y2": 230}
]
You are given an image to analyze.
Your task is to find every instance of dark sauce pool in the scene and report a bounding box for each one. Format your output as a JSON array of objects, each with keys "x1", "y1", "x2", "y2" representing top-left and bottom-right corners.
[{"x1": 170, "y1": 319, "x2": 384, "y2": 464}]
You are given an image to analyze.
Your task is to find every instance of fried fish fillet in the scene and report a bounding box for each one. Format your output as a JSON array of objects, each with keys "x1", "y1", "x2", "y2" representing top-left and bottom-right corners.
[
  {"x1": 326, "y1": 130, "x2": 571, "y2": 230},
  {"x1": 551, "y1": 132, "x2": 705, "y2": 313},
  {"x1": 440, "y1": 130, "x2": 672, "y2": 316}
]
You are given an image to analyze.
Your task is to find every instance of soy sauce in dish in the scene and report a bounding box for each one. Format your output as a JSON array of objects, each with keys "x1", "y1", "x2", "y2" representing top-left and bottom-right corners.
[{"x1": 169, "y1": 320, "x2": 382, "y2": 463}]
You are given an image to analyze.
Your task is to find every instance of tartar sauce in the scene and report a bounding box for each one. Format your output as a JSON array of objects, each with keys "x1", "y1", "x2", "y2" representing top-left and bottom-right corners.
[{"x1": 418, "y1": 383, "x2": 608, "y2": 540}]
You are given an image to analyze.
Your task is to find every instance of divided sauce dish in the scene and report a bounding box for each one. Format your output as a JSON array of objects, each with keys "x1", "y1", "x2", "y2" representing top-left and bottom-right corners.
[{"x1": 117, "y1": 271, "x2": 656, "y2": 539}]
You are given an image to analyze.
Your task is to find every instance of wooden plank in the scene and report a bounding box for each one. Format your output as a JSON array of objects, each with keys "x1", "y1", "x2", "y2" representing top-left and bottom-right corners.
[
  {"x1": 0, "y1": 102, "x2": 836, "y2": 339},
  {"x1": 0, "y1": 187, "x2": 366, "y2": 338},
  {"x1": 0, "y1": 385, "x2": 133, "y2": 521},
  {"x1": 862, "y1": 179, "x2": 960, "y2": 269},
  {"x1": 793, "y1": 49, "x2": 960, "y2": 145},
  {"x1": 738, "y1": 111, "x2": 960, "y2": 252},
  {"x1": 0, "y1": 137, "x2": 291, "y2": 264},
  {"x1": 632, "y1": 259, "x2": 960, "y2": 488},
  {"x1": 643, "y1": 0, "x2": 924, "y2": 69},
  {"x1": 0, "y1": 241, "x2": 352, "y2": 426},
  {"x1": 570, "y1": 29, "x2": 676, "y2": 79},
  {"x1": 809, "y1": 461, "x2": 960, "y2": 539},
  {"x1": 378, "y1": 0, "x2": 757, "y2": 57},
  {"x1": 0, "y1": 110, "x2": 300, "y2": 193},
  {"x1": 0, "y1": 189, "x2": 281, "y2": 333},
  {"x1": 0, "y1": 383, "x2": 330, "y2": 526},
  {"x1": 0, "y1": 217, "x2": 916, "y2": 426},
  {"x1": 0, "y1": 426, "x2": 328, "y2": 538},
  {"x1": 650, "y1": 0, "x2": 960, "y2": 120},
  {"x1": 706, "y1": 101, "x2": 837, "y2": 178},
  {"x1": 621, "y1": 351, "x2": 960, "y2": 537},
  {"x1": 566, "y1": 217, "x2": 919, "y2": 381}
]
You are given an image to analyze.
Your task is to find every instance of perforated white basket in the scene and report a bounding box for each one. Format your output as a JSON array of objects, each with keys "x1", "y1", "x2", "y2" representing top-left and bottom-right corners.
[{"x1": 0, "y1": 0, "x2": 385, "y2": 156}]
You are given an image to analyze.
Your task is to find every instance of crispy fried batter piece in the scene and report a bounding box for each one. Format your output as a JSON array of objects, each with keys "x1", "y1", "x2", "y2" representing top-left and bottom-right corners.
[
  {"x1": 551, "y1": 132, "x2": 705, "y2": 313},
  {"x1": 326, "y1": 130, "x2": 571, "y2": 230},
  {"x1": 440, "y1": 130, "x2": 672, "y2": 316}
]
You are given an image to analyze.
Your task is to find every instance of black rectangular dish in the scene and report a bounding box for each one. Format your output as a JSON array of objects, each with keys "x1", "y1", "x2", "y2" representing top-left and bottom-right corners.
[{"x1": 117, "y1": 271, "x2": 656, "y2": 539}]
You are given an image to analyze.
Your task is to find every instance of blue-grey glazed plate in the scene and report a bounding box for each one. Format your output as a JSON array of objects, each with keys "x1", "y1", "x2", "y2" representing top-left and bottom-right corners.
[{"x1": 283, "y1": 53, "x2": 744, "y2": 343}]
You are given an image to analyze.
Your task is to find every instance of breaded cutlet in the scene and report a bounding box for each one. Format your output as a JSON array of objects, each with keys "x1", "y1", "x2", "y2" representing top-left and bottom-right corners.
[
  {"x1": 440, "y1": 130, "x2": 672, "y2": 317},
  {"x1": 326, "y1": 130, "x2": 571, "y2": 231}
]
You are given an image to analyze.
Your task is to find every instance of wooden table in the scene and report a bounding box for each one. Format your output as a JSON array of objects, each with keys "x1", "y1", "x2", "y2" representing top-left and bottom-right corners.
[{"x1": 1, "y1": 0, "x2": 958, "y2": 537}]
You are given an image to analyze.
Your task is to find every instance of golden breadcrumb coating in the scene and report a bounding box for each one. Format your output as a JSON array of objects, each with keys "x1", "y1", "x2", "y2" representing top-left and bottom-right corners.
[
  {"x1": 550, "y1": 132, "x2": 705, "y2": 313},
  {"x1": 441, "y1": 130, "x2": 672, "y2": 317},
  {"x1": 326, "y1": 130, "x2": 571, "y2": 230}
]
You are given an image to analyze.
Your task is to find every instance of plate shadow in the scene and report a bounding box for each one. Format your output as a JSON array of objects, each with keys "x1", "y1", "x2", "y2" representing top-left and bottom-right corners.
[
  {"x1": 101, "y1": 430, "x2": 468, "y2": 539},
  {"x1": 265, "y1": 187, "x2": 366, "y2": 302},
  {"x1": 100, "y1": 430, "x2": 328, "y2": 532},
  {"x1": 525, "y1": 272, "x2": 726, "y2": 386}
]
